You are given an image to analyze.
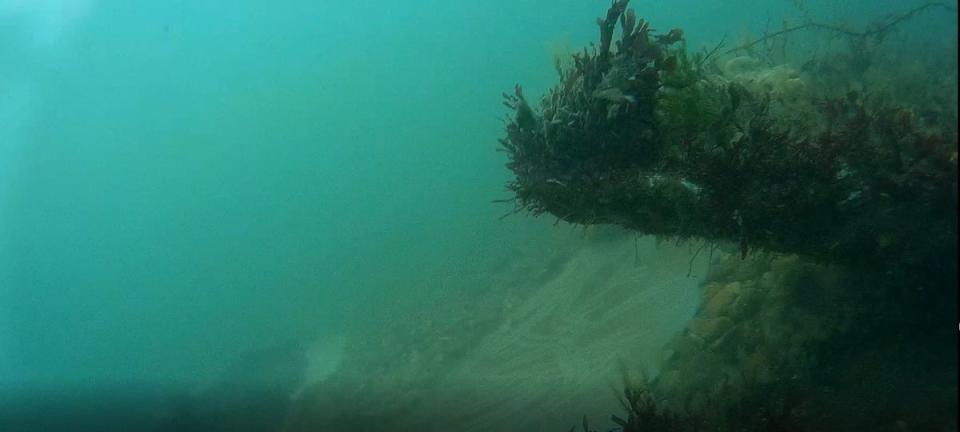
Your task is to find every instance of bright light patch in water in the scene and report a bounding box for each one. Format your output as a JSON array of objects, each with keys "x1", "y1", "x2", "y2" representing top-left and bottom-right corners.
[{"x1": 0, "y1": 0, "x2": 93, "y2": 46}]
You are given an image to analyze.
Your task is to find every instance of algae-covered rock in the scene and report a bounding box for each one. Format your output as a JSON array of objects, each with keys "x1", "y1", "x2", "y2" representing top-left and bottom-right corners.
[
  {"x1": 703, "y1": 281, "x2": 741, "y2": 317},
  {"x1": 506, "y1": 1, "x2": 957, "y2": 430},
  {"x1": 687, "y1": 316, "x2": 733, "y2": 343}
]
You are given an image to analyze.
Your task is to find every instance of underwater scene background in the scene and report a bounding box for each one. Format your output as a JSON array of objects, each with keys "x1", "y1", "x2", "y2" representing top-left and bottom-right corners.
[{"x1": 0, "y1": 1, "x2": 956, "y2": 431}]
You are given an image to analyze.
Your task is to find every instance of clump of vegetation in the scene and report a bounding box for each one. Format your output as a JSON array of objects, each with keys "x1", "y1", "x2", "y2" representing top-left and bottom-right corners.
[
  {"x1": 573, "y1": 379, "x2": 812, "y2": 432},
  {"x1": 499, "y1": 0, "x2": 957, "y2": 282}
]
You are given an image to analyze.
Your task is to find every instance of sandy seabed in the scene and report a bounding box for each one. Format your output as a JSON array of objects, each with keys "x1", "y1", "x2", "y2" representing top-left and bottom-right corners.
[{"x1": 286, "y1": 227, "x2": 716, "y2": 432}]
